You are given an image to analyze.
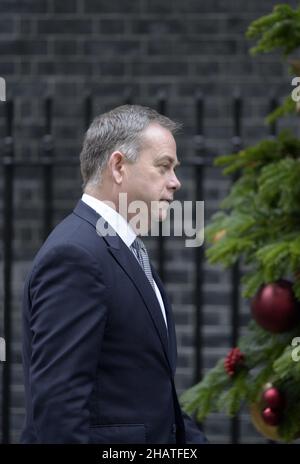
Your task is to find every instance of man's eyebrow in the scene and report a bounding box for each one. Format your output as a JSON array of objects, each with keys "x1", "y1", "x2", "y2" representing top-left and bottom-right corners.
[{"x1": 156, "y1": 155, "x2": 181, "y2": 167}]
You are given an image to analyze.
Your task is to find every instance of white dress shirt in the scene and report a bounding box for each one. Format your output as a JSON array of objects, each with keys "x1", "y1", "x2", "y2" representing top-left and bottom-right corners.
[{"x1": 81, "y1": 193, "x2": 168, "y2": 329}]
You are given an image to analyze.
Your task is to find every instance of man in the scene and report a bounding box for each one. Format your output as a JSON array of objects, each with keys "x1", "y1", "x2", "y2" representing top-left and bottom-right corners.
[{"x1": 21, "y1": 105, "x2": 207, "y2": 444}]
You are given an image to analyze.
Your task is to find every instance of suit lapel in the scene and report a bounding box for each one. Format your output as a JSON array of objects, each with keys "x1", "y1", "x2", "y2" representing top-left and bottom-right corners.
[
  {"x1": 73, "y1": 200, "x2": 173, "y2": 375},
  {"x1": 107, "y1": 241, "x2": 172, "y2": 373}
]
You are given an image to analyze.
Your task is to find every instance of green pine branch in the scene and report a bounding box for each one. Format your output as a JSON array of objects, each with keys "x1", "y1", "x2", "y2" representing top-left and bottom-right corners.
[
  {"x1": 246, "y1": 4, "x2": 300, "y2": 56},
  {"x1": 266, "y1": 95, "x2": 296, "y2": 125}
]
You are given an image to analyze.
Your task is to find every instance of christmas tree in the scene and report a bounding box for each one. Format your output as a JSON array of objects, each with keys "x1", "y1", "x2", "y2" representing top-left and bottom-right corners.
[{"x1": 180, "y1": 4, "x2": 300, "y2": 442}]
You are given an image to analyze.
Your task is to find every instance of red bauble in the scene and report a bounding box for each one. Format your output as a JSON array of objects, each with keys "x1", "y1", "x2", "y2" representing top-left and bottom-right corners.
[
  {"x1": 261, "y1": 407, "x2": 281, "y2": 426},
  {"x1": 251, "y1": 280, "x2": 300, "y2": 333},
  {"x1": 262, "y1": 387, "x2": 285, "y2": 411}
]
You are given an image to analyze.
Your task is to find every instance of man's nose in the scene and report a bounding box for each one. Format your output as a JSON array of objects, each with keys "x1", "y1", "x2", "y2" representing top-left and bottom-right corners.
[{"x1": 169, "y1": 172, "x2": 181, "y2": 191}]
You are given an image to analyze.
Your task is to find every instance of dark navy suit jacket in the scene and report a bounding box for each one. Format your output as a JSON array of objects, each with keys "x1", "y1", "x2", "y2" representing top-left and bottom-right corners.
[{"x1": 21, "y1": 200, "x2": 207, "y2": 444}]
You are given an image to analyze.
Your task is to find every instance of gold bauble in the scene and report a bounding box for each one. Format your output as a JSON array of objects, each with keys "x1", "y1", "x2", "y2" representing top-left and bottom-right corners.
[
  {"x1": 249, "y1": 402, "x2": 282, "y2": 441},
  {"x1": 212, "y1": 229, "x2": 226, "y2": 243},
  {"x1": 250, "y1": 382, "x2": 300, "y2": 442},
  {"x1": 250, "y1": 382, "x2": 283, "y2": 441}
]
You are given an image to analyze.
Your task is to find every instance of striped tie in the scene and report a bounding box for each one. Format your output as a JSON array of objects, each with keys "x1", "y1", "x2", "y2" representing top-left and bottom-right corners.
[{"x1": 130, "y1": 237, "x2": 155, "y2": 291}]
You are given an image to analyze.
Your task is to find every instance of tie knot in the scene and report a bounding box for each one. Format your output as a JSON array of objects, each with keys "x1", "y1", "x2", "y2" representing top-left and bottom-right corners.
[{"x1": 131, "y1": 237, "x2": 146, "y2": 253}]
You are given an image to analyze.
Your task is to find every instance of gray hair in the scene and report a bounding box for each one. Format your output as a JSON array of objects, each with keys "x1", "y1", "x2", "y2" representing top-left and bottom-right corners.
[{"x1": 80, "y1": 104, "x2": 181, "y2": 189}]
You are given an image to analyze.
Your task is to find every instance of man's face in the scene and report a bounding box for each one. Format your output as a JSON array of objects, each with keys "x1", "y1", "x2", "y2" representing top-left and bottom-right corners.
[{"x1": 121, "y1": 123, "x2": 181, "y2": 230}]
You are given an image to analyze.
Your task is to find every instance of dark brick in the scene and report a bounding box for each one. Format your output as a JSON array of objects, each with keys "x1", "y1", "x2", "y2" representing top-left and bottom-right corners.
[
  {"x1": 37, "y1": 60, "x2": 93, "y2": 76},
  {"x1": 19, "y1": 61, "x2": 33, "y2": 75},
  {"x1": 225, "y1": 16, "x2": 255, "y2": 34},
  {"x1": 54, "y1": 123, "x2": 79, "y2": 139},
  {"x1": 0, "y1": 40, "x2": 47, "y2": 56},
  {"x1": 132, "y1": 61, "x2": 188, "y2": 77},
  {"x1": 203, "y1": 333, "x2": 230, "y2": 347},
  {"x1": 53, "y1": 82, "x2": 83, "y2": 97},
  {"x1": 53, "y1": 39, "x2": 78, "y2": 55},
  {"x1": 18, "y1": 224, "x2": 34, "y2": 242},
  {"x1": 145, "y1": 82, "x2": 177, "y2": 97},
  {"x1": 184, "y1": 18, "x2": 224, "y2": 35},
  {"x1": 138, "y1": 61, "x2": 188, "y2": 77},
  {"x1": 203, "y1": 353, "x2": 228, "y2": 370},
  {"x1": 52, "y1": 0, "x2": 78, "y2": 13},
  {"x1": 53, "y1": 100, "x2": 83, "y2": 118},
  {"x1": 163, "y1": 0, "x2": 292, "y2": 14},
  {"x1": 165, "y1": 268, "x2": 190, "y2": 282},
  {"x1": 37, "y1": 19, "x2": 92, "y2": 35},
  {"x1": 192, "y1": 61, "x2": 220, "y2": 77},
  {"x1": 57, "y1": 61, "x2": 93, "y2": 75},
  {"x1": 180, "y1": 332, "x2": 195, "y2": 348},
  {"x1": 174, "y1": 288, "x2": 195, "y2": 305},
  {"x1": 203, "y1": 290, "x2": 230, "y2": 306},
  {"x1": 177, "y1": 352, "x2": 192, "y2": 367},
  {"x1": 52, "y1": 144, "x2": 81, "y2": 159},
  {"x1": 252, "y1": 60, "x2": 285, "y2": 76},
  {"x1": 0, "y1": 62, "x2": 17, "y2": 75},
  {"x1": 203, "y1": 311, "x2": 222, "y2": 326},
  {"x1": 90, "y1": 82, "x2": 141, "y2": 99},
  {"x1": 239, "y1": 312, "x2": 252, "y2": 327},
  {"x1": 148, "y1": 38, "x2": 238, "y2": 55},
  {"x1": 83, "y1": 39, "x2": 141, "y2": 57},
  {"x1": 19, "y1": 18, "x2": 35, "y2": 35},
  {"x1": 203, "y1": 269, "x2": 224, "y2": 284},
  {"x1": 93, "y1": 62, "x2": 126, "y2": 77},
  {"x1": 16, "y1": 124, "x2": 44, "y2": 139},
  {"x1": 130, "y1": 19, "x2": 184, "y2": 35},
  {"x1": 8, "y1": 80, "x2": 49, "y2": 97},
  {"x1": 146, "y1": 38, "x2": 181, "y2": 55},
  {"x1": 143, "y1": 0, "x2": 176, "y2": 14},
  {"x1": 174, "y1": 311, "x2": 191, "y2": 325},
  {"x1": 96, "y1": 19, "x2": 126, "y2": 35},
  {"x1": 0, "y1": 0, "x2": 49, "y2": 14},
  {"x1": 36, "y1": 60, "x2": 57, "y2": 75},
  {"x1": 0, "y1": 18, "x2": 15, "y2": 34},
  {"x1": 84, "y1": 0, "x2": 140, "y2": 13}
]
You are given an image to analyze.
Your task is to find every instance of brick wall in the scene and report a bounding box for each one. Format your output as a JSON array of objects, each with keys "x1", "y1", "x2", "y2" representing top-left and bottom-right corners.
[{"x1": 0, "y1": 0, "x2": 298, "y2": 443}]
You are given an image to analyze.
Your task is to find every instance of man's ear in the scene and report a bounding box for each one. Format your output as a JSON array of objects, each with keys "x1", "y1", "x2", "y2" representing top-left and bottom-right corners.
[{"x1": 108, "y1": 151, "x2": 125, "y2": 184}]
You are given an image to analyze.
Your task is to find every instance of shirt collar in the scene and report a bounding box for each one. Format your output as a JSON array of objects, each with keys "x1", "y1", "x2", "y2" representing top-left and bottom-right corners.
[{"x1": 81, "y1": 193, "x2": 136, "y2": 248}]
